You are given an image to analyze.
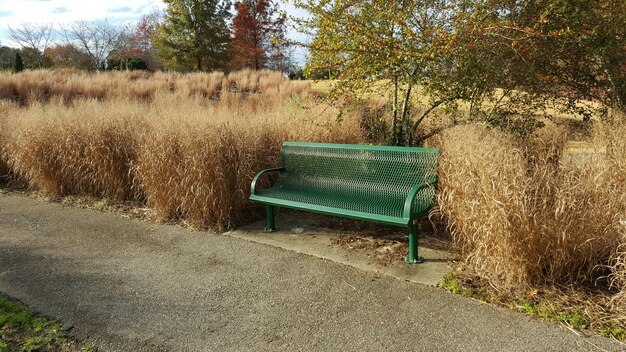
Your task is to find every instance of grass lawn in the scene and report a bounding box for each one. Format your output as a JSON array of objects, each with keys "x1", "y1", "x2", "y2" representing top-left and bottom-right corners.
[
  {"x1": 0, "y1": 295, "x2": 93, "y2": 352},
  {"x1": 307, "y1": 79, "x2": 603, "y2": 125}
]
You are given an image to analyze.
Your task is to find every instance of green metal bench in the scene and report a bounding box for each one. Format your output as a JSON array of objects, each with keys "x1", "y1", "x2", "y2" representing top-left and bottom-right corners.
[{"x1": 249, "y1": 142, "x2": 439, "y2": 263}]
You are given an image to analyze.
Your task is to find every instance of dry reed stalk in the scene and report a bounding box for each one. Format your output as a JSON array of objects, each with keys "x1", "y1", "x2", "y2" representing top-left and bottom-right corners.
[
  {"x1": 609, "y1": 239, "x2": 626, "y2": 312},
  {"x1": 134, "y1": 95, "x2": 361, "y2": 229},
  {"x1": 6, "y1": 100, "x2": 146, "y2": 200},
  {"x1": 0, "y1": 101, "x2": 11, "y2": 178},
  {"x1": 437, "y1": 125, "x2": 532, "y2": 288},
  {"x1": 0, "y1": 70, "x2": 361, "y2": 229},
  {"x1": 136, "y1": 121, "x2": 285, "y2": 229},
  {"x1": 602, "y1": 120, "x2": 626, "y2": 308},
  {"x1": 437, "y1": 122, "x2": 626, "y2": 292},
  {"x1": 0, "y1": 70, "x2": 311, "y2": 107},
  {"x1": 524, "y1": 128, "x2": 623, "y2": 284}
]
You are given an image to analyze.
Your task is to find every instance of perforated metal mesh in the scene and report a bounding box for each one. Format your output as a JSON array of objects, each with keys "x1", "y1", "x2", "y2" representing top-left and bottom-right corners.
[{"x1": 256, "y1": 143, "x2": 438, "y2": 219}]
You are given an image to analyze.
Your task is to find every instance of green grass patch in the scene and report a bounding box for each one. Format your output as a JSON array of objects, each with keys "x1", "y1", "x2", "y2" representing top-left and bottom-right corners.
[
  {"x1": 0, "y1": 295, "x2": 94, "y2": 351},
  {"x1": 516, "y1": 299, "x2": 587, "y2": 330},
  {"x1": 601, "y1": 324, "x2": 626, "y2": 340},
  {"x1": 439, "y1": 270, "x2": 626, "y2": 341},
  {"x1": 439, "y1": 271, "x2": 494, "y2": 302}
]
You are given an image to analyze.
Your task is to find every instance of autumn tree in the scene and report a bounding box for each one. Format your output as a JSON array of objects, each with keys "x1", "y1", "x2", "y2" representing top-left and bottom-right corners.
[
  {"x1": 229, "y1": 0, "x2": 289, "y2": 71},
  {"x1": 293, "y1": 0, "x2": 466, "y2": 145},
  {"x1": 155, "y1": 0, "x2": 231, "y2": 71},
  {"x1": 134, "y1": 13, "x2": 163, "y2": 70},
  {"x1": 110, "y1": 13, "x2": 162, "y2": 71},
  {"x1": 295, "y1": 0, "x2": 626, "y2": 144},
  {"x1": 44, "y1": 44, "x2": 93, "y2": 70},
  {"x1": 451, "y1": 0, "x2": 626, "y2": 120}
]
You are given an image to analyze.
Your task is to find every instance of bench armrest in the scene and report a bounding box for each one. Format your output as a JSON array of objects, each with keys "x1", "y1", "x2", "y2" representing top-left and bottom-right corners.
[
  {"x1": 402, "y1": 178, "x2": 438, "y2": 221},
  {"x1": 251, "y1": 167, "x2": 285, "y2": 195}
]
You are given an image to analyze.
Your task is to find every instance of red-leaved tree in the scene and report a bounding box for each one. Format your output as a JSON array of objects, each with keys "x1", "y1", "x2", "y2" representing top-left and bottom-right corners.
[{"x1": 229, "y1": 0, "x2": 288, "y2": 71}]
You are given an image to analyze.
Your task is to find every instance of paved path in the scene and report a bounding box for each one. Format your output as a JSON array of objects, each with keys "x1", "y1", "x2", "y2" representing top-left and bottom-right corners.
[{"x1": 0, "y1": 194, "x2": 623, "y2": 352}]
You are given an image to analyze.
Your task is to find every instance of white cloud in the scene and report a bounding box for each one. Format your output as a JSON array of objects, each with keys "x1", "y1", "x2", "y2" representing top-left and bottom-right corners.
[
  {"x1": 0, "y1": 0, "x2": 165, "y2": 46},
  {"x1": 0, "y1": 0, "x2": 165, "y2": 25}
]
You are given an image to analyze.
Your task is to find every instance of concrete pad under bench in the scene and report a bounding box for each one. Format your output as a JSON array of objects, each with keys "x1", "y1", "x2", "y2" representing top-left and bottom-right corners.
[{"x1": 225, "y1": 211, "x2": 450, "y2": 287}]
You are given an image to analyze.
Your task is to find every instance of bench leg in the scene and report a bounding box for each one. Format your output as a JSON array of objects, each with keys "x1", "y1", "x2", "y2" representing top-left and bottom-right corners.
[
  {"x1": 406, "y1": 222, "x2": 423, "y2": 264},
  {"x1": 265, "y1": 205, "x2": 277, "y2": 232}
]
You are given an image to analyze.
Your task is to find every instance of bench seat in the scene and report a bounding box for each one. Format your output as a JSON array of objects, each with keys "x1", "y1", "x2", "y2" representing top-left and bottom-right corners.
[
  {"x1": 249, "y1": 142, "x2": 439, "y2": 263},
  {"x1": 252, "y1": 187, "x2": 409, "y2": 226}
]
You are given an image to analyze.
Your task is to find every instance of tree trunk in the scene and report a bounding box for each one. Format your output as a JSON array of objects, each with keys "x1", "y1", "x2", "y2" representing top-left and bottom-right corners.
[
  {"x1": 400, "y1": 82, "x2": 413, "y2": 145},
  {"x1": 392, "y1": 76, "x2": 399, "y2": 146}
]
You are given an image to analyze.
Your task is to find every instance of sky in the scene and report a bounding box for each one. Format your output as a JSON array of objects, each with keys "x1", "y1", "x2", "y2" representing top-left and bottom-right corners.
[
  {"x1": 0, "y1": 0, "x2": 310, "y2": 63},
  {"x1": 0, "y1": 1, "x2": 166, "y2": 34}
]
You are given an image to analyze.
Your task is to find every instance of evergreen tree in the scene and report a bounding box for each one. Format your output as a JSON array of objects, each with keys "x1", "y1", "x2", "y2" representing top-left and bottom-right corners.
[
  {"x1": 14, "y1": 52, "x2": 24, "y2": 73},
  {"x1": 0, "y1": 46, "x2": 19, "y2": 71},
  {"x1": 155, "y1": 0, "x2": 232, "y2": 71}
]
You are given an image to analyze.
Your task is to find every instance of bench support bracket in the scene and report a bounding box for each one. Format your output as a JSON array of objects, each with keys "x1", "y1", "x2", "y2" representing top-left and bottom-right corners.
[
  {"x1": 265, "y1": 205, "x2": 277, "y2": 232},
  {"x1": 406, "y1": 223, "x2": 423, "y2": 264}
]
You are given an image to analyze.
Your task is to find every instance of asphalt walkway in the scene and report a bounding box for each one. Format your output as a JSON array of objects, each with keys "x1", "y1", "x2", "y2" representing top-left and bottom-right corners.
[{"x1": 0, "y1": 194, "x2": 623, "y2": 351}]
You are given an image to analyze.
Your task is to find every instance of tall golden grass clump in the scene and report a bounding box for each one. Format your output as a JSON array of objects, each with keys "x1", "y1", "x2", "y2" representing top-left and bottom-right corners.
[
  {"x1": 609, "y1": 232, "x2": 626, "y2": 316},
  {"x1": 602, "y1": 120, "x2": 626, "y2": 310},
  {"x1": 0, "y1": 69, "x2": 361, "y2": 229},
  {"x1": 0, "y1": 101, "x2": 12, "y2": 178},
  {"x1": 135, "y1": 96, "x2": 361, "y2": 229},
  {"x1": 436, "y1": 122, "x2": 626, "y2": 292},
  {"x1": 436, "y1": 125, "x2": 532, "y2": 288},
  {"x1": 6, "y1": 100, "x2": 146, "y2": 200},
  {"x1": 0, "y1": 69, "x2": 311, "y2": 107},
  {"x1": 136, "y1": 120, "x2": 284, "y2": 229}
]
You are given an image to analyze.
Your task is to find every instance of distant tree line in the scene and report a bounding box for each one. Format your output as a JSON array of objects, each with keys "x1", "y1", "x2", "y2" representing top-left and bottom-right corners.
[{"x1": 0, "y1": 0, "x2": 293, "y2": 74}]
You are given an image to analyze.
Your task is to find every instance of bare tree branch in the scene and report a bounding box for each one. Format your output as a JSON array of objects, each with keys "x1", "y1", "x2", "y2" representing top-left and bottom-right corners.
[
  {"x1": 61, "y1": 19, "x2": 121, "y2": 71},
  {"x1": 7, "y1": 23, "x2": 55, "y2": 67}
]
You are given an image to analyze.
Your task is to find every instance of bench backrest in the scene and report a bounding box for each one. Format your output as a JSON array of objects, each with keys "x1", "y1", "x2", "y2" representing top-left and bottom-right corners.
[{"x1": 278, "y1": 142, "x2": 438, "y2": 216}]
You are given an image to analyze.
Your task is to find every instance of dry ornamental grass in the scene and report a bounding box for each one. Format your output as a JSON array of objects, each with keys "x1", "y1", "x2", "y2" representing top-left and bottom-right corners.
[
  {"x1": 1, "y1": 69, "x2": 625, "y2": 327},
  {"x1": 0, "y1": 70, "x2": 361, "y2": 229},
  {"x1": 435, "y1": 121, "x2": 626, "y2": 326}
]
